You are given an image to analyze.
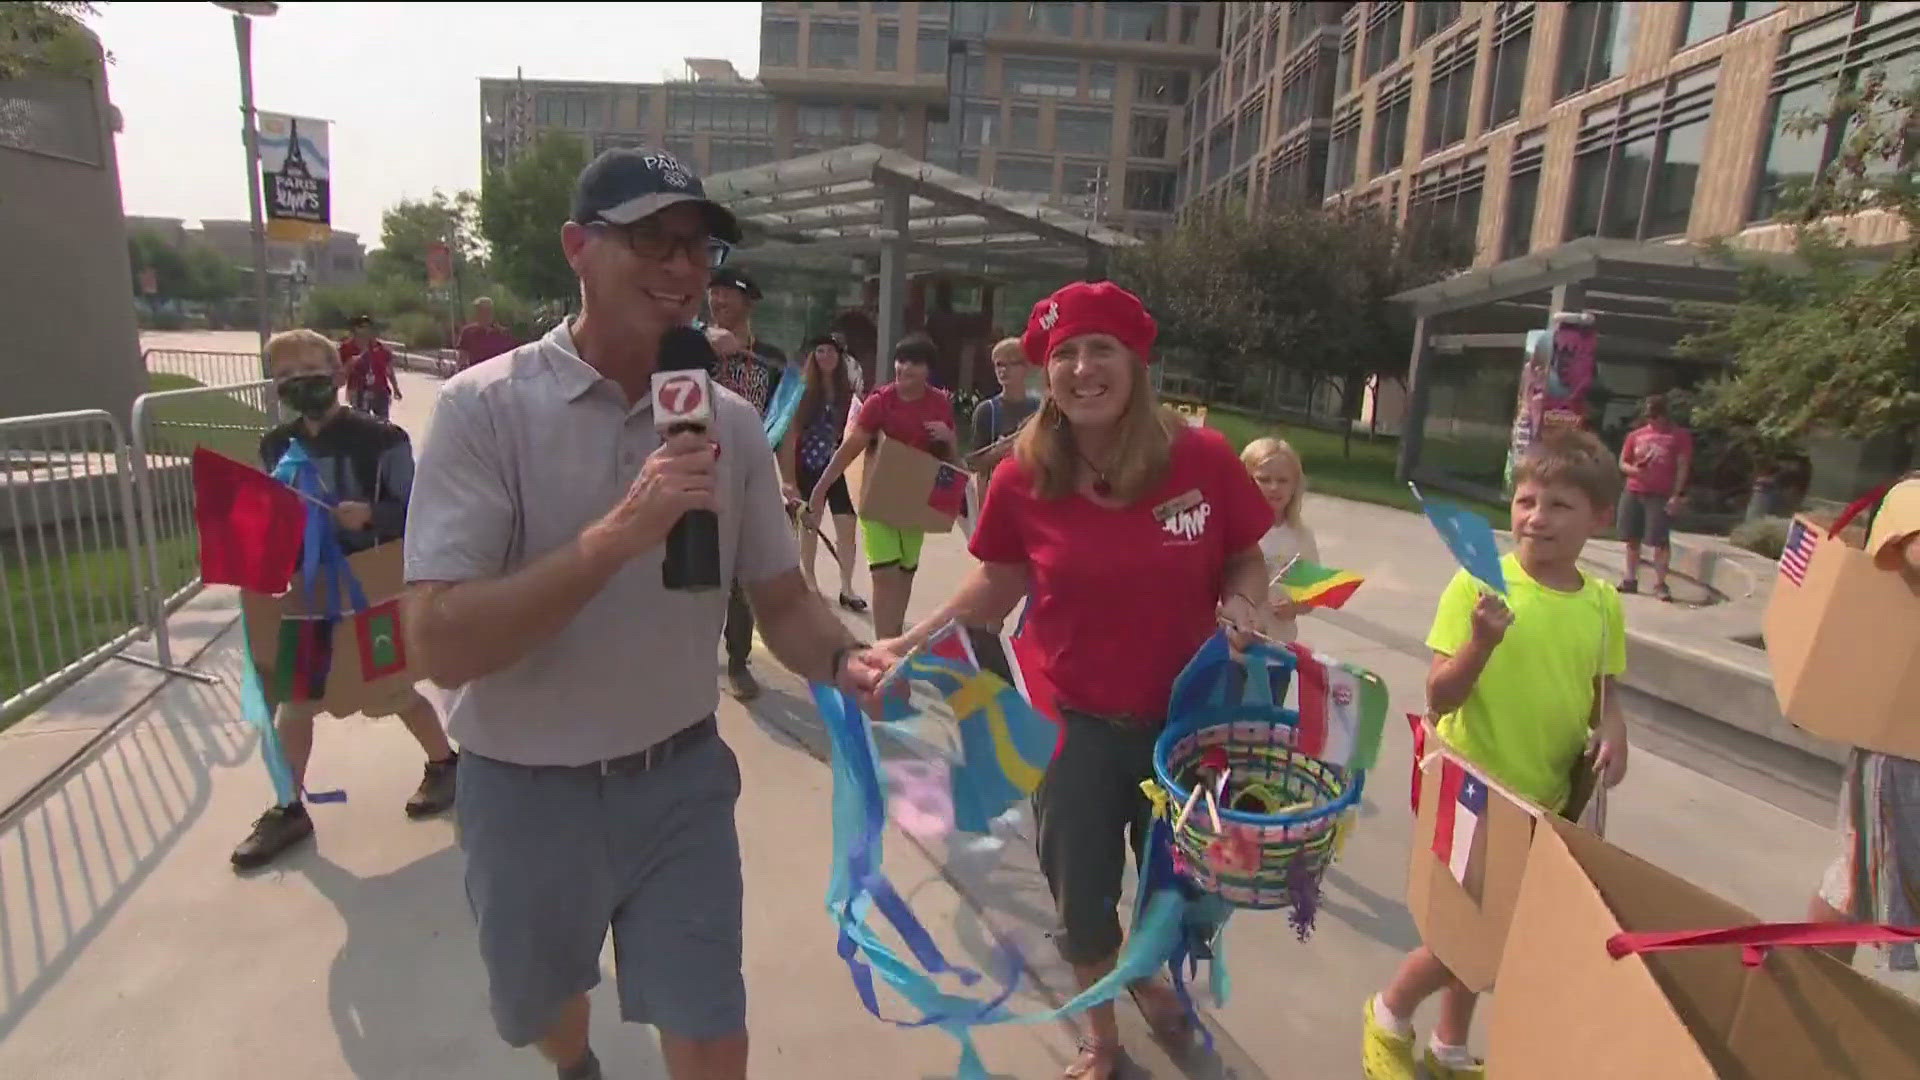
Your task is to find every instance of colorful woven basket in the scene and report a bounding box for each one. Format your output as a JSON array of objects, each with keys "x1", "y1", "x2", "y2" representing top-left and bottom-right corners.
[{"x1": 1151, "y1": 634, "x2": 1366, "y2": 935}]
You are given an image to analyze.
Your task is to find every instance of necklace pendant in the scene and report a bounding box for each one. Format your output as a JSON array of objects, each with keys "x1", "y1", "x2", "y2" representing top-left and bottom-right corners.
[{"x1": 1092, "y1": 477, "x2": 1112, "y2": 498}]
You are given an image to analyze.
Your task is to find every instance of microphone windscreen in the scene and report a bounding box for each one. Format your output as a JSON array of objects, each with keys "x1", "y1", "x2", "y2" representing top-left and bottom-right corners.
[{"x1": 660, "y1": 326, "x2": 719, "y2": 373}]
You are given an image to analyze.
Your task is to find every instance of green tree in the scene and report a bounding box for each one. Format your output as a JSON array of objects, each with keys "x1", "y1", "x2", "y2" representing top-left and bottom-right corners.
[
  {"x1": 369, "y1": 190, "x2": 482, "y2": 288},
  {"x1": 127, "y1": 229, "x2": 243, "y2": 302},
  {"x1": 480, "y1": 130, "x2": 588, "y2": 304},
  {"x1": 1, "y1": 1, "x2": 104, "y2": 80},
  {"x1": 1681, "y1": 66, "x2": 1920, "y2": 468}
]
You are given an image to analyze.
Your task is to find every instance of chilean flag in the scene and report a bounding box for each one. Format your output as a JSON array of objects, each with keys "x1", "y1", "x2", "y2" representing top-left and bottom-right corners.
[{"x1": 1431, "y1": 757, "x2": 1488, "y2": 890}]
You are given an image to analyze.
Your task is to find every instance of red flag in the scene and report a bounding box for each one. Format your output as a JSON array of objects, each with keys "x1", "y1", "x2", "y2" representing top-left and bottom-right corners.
[{"x1": 192, "y1": 447, "x2": 305, "y2": 593}]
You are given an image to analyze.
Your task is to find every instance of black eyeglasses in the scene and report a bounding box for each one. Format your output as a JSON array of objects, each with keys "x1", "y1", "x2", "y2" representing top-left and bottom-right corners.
[{"x1": 591, "y1": 222, "x2": 731, "y2": 268}]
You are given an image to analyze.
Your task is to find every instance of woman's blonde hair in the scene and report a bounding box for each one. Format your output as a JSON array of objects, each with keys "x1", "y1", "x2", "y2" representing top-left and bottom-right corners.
[
  {"x1": 1241, "y1": 436, "x2": 1307, "y2": 528},
  {"x1": 1013, "y1": 359, "x2": 1184, "y2": 502}
]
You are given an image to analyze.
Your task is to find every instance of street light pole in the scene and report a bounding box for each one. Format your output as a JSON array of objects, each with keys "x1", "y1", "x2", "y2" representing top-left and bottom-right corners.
[{"x1": 216, "y1": 2, "x2": 280, "y2": 371}]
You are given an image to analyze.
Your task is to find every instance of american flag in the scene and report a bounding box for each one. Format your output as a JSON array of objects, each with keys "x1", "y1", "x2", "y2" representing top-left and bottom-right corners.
[{"x1": 1779, "y1": 519, "x2": 1818, "y2": 587}]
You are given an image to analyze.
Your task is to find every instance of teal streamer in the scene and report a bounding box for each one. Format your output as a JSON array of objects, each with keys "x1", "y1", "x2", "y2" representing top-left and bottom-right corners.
[{"x1": 763, "y1": 362, "x2": 807, "y2": 447}]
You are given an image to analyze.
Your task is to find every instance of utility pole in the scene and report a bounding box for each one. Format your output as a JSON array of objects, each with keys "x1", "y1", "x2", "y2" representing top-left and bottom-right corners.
[{"x1": 215, "y1": 1, "x2": 281, "y2": 371}]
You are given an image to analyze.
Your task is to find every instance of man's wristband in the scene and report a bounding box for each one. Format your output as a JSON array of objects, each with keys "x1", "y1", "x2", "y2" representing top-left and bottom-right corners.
[{"x1": 829, "y1": 641, "x2": 870, "y2": 684}]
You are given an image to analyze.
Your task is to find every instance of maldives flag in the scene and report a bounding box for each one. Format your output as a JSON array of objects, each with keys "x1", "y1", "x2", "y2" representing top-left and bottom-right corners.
[
  {"x1": 1432, "y1": 756, "x2": 1488, "y2": 895},
  {"x1": 1276, "y1": 557, "x2": 1365, "y2": 610},
  {"x1": 193, "y1": 447, "x2": 306, "y2": 593},
  {"x1": 1289, "y1": 643, "x2": 1389, "y2": 770}
]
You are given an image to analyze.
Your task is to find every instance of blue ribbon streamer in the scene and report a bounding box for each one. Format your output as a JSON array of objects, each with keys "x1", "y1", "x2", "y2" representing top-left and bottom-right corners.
[
  {"x1": 763, "y1": 362, "x2": 807, "y2": 448},
  {"x1": 813, "y1": 684, "x2": 1230, "y2": 1077}
]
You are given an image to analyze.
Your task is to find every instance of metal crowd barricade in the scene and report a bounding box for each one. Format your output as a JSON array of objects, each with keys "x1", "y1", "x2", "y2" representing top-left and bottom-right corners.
[
  {"x1": 0, "y1": 410, "x2": 154, "y2": 721},
  {"x1": 128, "y1": 380, "x2": 278, "y2": 668},
  {"x1": 140, "y1": 348, "x2": 264, "y2": 388}
]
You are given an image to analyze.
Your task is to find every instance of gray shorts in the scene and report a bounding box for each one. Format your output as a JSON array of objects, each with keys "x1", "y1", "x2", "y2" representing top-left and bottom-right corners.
[
  {"x1": 456, "y1": 720, "x2": 745, "y2": 1046},
  {"x1": 1617, "y1": 491, "x2": 1673, "y2": 547},
  {"x1": 1032, "y1": 711, "x2": 1160, "y2": 964}
]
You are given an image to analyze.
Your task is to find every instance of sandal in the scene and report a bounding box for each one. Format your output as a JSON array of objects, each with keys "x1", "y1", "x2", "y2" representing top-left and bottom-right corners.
[
  {"x1": 838, "y1": 592, "x2": 869, "y2": 613},
  {"x1": 1063, "y1": 1037, "x2": 1120, "y2": 1079},
  {"x1": 1618, "y1": 577, "x2": 1639, "y2": 595},
  {"x1": 1127, "y1": 975, "x2": 1194, "y2": 1045}
]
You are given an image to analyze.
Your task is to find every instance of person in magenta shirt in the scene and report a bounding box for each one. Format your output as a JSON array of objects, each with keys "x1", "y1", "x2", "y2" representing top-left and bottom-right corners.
[
  {"x1": 1616, "y1": 393, "x2": 1694, "y2": 601},
  {"x1": 454, "y1": 297, "x2": 520, "y2": 372},
  {"x1": 806, "y1": 331, "x2": 957, "y2": 639},
  {"x1": 873, "y1": 282, "x2": 1273, "y2": 1079}
]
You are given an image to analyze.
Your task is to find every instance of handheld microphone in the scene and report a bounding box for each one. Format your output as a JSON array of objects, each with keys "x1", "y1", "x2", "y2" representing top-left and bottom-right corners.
[{"x1": 654, "y1": 327, "x2": 722, "y2": 592}]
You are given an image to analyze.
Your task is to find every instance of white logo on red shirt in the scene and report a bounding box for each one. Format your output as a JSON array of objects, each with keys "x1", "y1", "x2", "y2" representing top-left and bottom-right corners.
[{"x1": 1162, "y1": 499, "x2": 1212, "y2": 543}]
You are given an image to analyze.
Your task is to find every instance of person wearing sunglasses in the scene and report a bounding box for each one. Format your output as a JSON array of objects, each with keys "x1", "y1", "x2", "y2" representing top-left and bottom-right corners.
[{"x1": 403, "y1": 147, "x2": 889, "y2": 1080}]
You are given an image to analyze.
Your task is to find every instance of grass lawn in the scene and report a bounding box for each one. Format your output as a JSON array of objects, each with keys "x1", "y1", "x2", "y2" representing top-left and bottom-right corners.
[
  {"x1": 1179, "y1": 401, "x2": 1513, "y2": 529},
  {"x1": 1, "y1": 373, "x2": 270, "y2": 724}
]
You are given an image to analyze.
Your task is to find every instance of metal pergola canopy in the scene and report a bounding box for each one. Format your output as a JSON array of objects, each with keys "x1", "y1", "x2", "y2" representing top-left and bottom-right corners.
[{"x1": 702, "y1": 144, "x2": 1140, "y2": 280}]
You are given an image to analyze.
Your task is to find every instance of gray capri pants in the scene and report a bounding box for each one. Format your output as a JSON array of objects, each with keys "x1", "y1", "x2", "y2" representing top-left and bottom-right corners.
[
  {"x1": 456, "y1": 720, "x2": 745, "y2": 1047},
  {"x1": 1617, "y1": 491, "x2": 1674, "y2": 547},
  {"x1": 1033, "y1": 710, "x2": 1162, "y2": 964}
]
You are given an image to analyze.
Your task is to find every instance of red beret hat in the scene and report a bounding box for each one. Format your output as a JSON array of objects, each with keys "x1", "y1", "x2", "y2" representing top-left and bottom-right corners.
[{"x1": 1022, "y1": 281, "x2": 1157, "y2": 368}]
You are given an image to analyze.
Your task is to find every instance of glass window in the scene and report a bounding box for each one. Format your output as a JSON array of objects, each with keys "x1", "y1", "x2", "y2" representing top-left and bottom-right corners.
[
  {"x1": 964, "y1": 107, "x2": 998, "y2": 146},
  {"x1": 1556, "y1": 2, "x2": 1634, "y2": 99},
  {"x1": 1056, "y1": 109, "x2": 1112, "y2": 155},
  {"x1": 1106, "y1": 1, "x2": 1169, "y2": 41},
  {"x1": 953, "y1": 1, "x2": 990, "y2": 35},
  {"x1": 1089, "y1": 63, "x2": 1116, "y2": 102},
  {"x1": 1326, "y1": 113, "x2": 1360, "y2": 192},
  {"x1": 1602, "y1": 134, "x2": 1656, "y2": 238},
  {"x1": 1236, "y1": 102, "x2": 1263, "y2": 166},
  {"x1": 963, "y1": 54, "x2": 986, "y2": 93},
  {"x1": 1207, "y1": 124, "x2": 1232, "y2": 183},
  {"x1": 1008, "y1": 104, "x2": 1038, "y2": 147},
  {"x1": 1748, "y1": 14, "x2": 1910, "y2": 221},
  {"x1": 1336, "y1": 34, "x2": 1356, "y2": 95},
  {"x1": 1502, "y1": 167, "x2": 1541, "y2": 259},
  {"x1": 1567, "y1": 147, "x2": 1609, "y2": 238},
  {"x1": 1425, "y1": 57, "x2": 1475, "y2": 153},
  {"x1": 1363, "y1": 5, "x2": 1404, "y2": 79},
  {"x1": 852, "y1": 105, "x2": 880, "y2": 140},
  {"x1": 1125, "y1": 167, "x2": 1178, "y2": 211},
  {"x1": 1129, "y1": 113, "x2": 1169, "y2": 158},
  {"x1": 1485, "y1": 23, "x2": 1531, "y2": 128},
  {"x1": 1679, "y1": 1, "x2": 1780, "y2": 49},
  {"x1": 1645, "y1": 118, "x2": 1705, "y2": 236},
  {"x1": 1003, "y1": 57, "x2": 1081, "y2": 97},
  {"x1": 996, "y1": 156, "x2": 1054, "y2": 192},
  {"x1": 811, "y1": 22, "x2": 860, "y2": 68},
  {"x1": 1413, "y1": 1, "x2": 1462, "y2": 47},
  {"x1": 1035, "y1": 2, "x2": 1075, "y2": 35},
  {"x1": 916, "y1": 27, "x2": 947, "y2": 75},
  {"x1": 1179, "y1": 3, "x2": 1204, "y2": 45},
  {"x1": 762, "y1": 20, "x2": 799, "y2": 66},
  {"x1": 1062, "y1": 162, "x2": 1104, "y2": 208},
  {"x1": 1136, "y1": 67, "x2": 1191, "y2": 105},
  {"x1": 876, "y1": 24, "x2": 899, "y2": 71},
  {"x1": 1372, "y1": 91, "x2": 1410, "y2": 175},
  {"x1": 798, "y1": 104, "x2": 842, "y2": 136}
]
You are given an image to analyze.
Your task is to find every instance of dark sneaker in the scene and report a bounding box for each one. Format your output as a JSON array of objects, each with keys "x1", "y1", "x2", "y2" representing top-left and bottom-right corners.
[
  {"x1": 231, "y1": 803, "x2": 313, "y2": 870},
  {"x1": 557, "y1": 1049, "x2": 603, "y2": 1080},
  {"x1": 405, "y1": 754, "x2": 458, "y2": 818},
  {"x1": 726, "y1": 659, "x2": 762, "y2": 702}
]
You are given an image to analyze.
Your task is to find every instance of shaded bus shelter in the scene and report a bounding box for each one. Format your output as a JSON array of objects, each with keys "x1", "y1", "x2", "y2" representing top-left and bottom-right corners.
[
  {"x1": 703, "y1": 144, "x2": 1138, "y2": 380},
  {"x1": 1386, "y1": 237, "x2": 1789, "y2": 501}
]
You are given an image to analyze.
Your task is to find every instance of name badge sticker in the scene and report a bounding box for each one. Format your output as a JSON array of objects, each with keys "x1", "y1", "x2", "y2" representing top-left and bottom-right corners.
[{"x1": 1153, "y1": 488, "x2": 1204, "y2": 523}]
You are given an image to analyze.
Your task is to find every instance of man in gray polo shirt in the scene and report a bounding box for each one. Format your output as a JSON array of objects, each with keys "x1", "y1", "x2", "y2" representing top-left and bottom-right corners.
[{"x1": 402, "y1": 148, "x2": 888, "y2": 1080}]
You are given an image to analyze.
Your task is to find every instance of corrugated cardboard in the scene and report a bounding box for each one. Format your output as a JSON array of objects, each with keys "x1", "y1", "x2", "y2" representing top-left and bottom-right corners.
[
  {"x1": 241, "y1": 541, "x2": 418, "y2": 716},
  {"x1": 1762, "y1": 514, "x2": 1920, "y2": 758},
  {"x1": 1406, "y1": 749, "x2": 1540, "y2": 991},
  {"x1": 858, "y1": 434, "x2": 962, "y2": 534},
  {"x1": 1487, "y1": 818, "x2": 1920, "y2": 1078}
]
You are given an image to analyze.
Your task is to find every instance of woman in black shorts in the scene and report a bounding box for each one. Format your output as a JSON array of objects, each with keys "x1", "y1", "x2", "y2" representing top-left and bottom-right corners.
[{"x1": 781, "y1": 334, "x2": 867, "y2": 611}]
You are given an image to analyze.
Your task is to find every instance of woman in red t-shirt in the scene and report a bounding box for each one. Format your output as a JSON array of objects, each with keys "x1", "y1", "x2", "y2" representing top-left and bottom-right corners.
[{"x1": 875, "y1": 282, "x2": 1273, "y2": 1078}]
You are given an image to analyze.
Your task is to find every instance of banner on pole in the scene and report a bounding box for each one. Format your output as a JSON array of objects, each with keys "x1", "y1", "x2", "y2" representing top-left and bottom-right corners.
[{"x1": 259, "y1": 111, "x2": 331, "y2": 244}]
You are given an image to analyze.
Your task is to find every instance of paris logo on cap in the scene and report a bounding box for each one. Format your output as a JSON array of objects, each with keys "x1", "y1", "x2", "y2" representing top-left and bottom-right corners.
[{"x1": 644, "y1": 152, "x2": 694, "y2": 190}]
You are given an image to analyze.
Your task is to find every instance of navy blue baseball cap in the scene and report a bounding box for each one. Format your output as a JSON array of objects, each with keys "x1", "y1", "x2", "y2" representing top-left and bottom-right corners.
[{"x1": 570, "y1": 147, "x2": 741, "y2": 244}]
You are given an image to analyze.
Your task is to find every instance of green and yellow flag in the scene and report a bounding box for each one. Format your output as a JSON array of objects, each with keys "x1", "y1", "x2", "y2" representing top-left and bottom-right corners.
[{"x1": 1278, "y1": 558, "x2": 1365, "y2": 610}]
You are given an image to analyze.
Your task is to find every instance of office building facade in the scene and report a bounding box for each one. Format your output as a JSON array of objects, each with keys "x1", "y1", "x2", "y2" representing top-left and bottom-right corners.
[
  {"x1": 1185, "y1": 1, "x2": 1917, "y2": 263},
  {"x1": 480, "y1": 2, "x2": 1222, "y2": 236}
]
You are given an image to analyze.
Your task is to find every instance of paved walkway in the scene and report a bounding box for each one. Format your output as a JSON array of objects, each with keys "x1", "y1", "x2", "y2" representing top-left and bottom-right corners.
[{"x1": 0, "y1": 366, "x2": 1908, "y2": 1078}]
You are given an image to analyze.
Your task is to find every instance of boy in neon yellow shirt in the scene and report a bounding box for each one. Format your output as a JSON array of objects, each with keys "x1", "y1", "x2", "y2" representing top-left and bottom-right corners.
[{"x1": 1363, "y1": 429, "x2": 1630, "y2": 1080}]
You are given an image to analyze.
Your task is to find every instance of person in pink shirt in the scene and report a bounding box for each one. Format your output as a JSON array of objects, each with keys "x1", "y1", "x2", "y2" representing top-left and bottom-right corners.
[
  {"x1": 1616, "y1": 393, "x2": 1693, "y2": 601},
  {"x1": 454, "y1": 297, "x2": 520, "y2": 372}
]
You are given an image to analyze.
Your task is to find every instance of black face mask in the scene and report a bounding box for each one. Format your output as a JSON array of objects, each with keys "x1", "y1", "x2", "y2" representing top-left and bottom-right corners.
[{"x1": 277, "y1": 375, "x2": 337, "y2": 418}]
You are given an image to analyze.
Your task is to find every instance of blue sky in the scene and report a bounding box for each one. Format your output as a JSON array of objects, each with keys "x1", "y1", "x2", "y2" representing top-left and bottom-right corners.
[{"x1": 92, "y1": 1, "x2": 763, "y2": 242}]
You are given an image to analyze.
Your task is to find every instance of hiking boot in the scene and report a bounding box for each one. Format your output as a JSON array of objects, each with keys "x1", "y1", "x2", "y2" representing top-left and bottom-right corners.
[
  {"x1": 726, "y1": 659, "x2": 761, "y2": 702},
  {"x1": 231, "y1": 803, "x2": 313, "y2": 870},
  {"x1": 405, "y1": 754, "x2": 458, "y2": 818}
]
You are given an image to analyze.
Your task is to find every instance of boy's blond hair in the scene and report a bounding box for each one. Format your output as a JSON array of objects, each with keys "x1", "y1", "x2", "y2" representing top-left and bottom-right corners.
[
  {"x1": 1511, "y1": 428, "x2": 1621, "y2": 510},
  {"x1": 1241, "y1": 435, "x2": 1307, "y2": 528},
  {"x1": 990, "y1": 336, "x2": 1027, "y2": 365},
  {"x1": 264, "y1": 328, "x2": 341, "y2": 374}
]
